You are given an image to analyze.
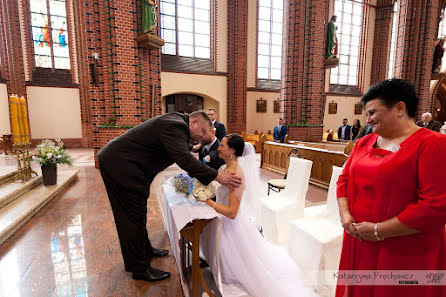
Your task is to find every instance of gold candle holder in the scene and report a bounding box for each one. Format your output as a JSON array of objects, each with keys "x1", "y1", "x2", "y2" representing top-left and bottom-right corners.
[{"x1": 12, "y1": 143, "x2": 38, "y2": 182}]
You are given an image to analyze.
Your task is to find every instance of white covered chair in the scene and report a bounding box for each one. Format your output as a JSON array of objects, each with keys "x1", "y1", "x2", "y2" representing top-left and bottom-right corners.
[
  {"x1": 259, "y1": 157, "x2": 313, "y2": 246},
  {"x1": 288, "y1": 166, "x2": 344, "y2": 296}
]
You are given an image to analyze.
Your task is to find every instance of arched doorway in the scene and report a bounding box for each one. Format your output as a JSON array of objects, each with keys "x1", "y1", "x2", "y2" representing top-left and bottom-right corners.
[{"x1": 164, "y1": 93, "x2": 204, "y2": 113}]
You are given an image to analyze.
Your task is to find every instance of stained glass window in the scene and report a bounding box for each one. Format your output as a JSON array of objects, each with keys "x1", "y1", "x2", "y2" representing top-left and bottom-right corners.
[
  {"x1": 30, "y1": 0, "x2": 70, "y2": 69},
  {"x1": 330, "y1": 0, "x2": 363, "y2": 86},
  {"x1": 257, "y1": 0, "x2": 283, "y2": 80},
  {"x1": 160, "y1": 0, "x2": 211, "y2": 59}
]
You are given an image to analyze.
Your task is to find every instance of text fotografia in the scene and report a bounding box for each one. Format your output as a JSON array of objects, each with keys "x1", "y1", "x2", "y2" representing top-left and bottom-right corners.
[{"x1": 331, "y1": 270, "x2": 445, "y2": 286}]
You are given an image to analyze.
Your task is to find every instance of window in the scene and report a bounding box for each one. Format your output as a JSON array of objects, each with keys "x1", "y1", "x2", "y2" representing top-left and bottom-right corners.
[
  {"x1": 387, "y1": 2, "x2": 398, "y2": 79},
  {"x1": 330, "y1": 0, "x2": 363, "y2": 86},
  {"x1": 160, "y1": 0, "x2": 210, "y2": 59},
  {"x1": 30, "y1": 0, "x2": 70, "y2": 69},
  {"x1": 438, "y1": 6, "x2": 446, "y2": 39},
  {"x1": 257, "y1": 0, "x2": 283, "y2": 80}
]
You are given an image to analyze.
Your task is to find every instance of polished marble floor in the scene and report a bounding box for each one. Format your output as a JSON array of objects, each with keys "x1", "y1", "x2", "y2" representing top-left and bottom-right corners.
[{"x1": 0, "y1": 149, "x2": 327, "y2": 297}]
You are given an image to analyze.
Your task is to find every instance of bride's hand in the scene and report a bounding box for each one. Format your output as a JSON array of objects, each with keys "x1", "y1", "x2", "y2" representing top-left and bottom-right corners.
[{"x1": 216, "y1": 171, "x2": 242, "y2": 190}]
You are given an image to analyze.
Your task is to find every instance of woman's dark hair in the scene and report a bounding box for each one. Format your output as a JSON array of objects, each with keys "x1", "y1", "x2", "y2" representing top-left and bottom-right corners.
[
  {"x1": 225, "y1": 133, "x2": 245, "y2": 157},
  {"x1": 360, "y1": 79, "x2": 418, "y2": 118},
  {"x1": 354, "y1": 119, "x2": 361, "y2": 127}
]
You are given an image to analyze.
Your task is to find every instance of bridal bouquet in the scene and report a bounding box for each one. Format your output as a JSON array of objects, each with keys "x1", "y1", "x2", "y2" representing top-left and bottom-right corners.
[{"x1": 171, "y1": 174, "x2": 215, "y2": 201}]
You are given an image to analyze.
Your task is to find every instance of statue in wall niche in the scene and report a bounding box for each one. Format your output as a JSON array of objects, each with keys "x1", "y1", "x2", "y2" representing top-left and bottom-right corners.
[
  {"x1": 432, "y1": 38, "x2": 445, "y2": 73},
  {"x1": 326, "y1": 15, "x2": 338, "y2": 60},
  {"x1": 141, "y1": 0, "x2": 157, "y2": 34}
]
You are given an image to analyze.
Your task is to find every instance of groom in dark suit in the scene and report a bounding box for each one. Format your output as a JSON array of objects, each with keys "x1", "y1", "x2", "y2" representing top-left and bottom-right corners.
[
  {"x1": 97, "y1": 111, "x2": 241, "y2": 282},
  {"x1": 199, "y1": 127, "x2": 225, "y2": 171},
  {"x1": 273, "y1": 118, "x2": 287, "y2": 143}
]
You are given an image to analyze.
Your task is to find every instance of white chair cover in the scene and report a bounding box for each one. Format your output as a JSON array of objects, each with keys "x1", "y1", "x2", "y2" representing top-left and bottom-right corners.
[
  {"x1": 288, "y1": 166, "x2": 344, "y2": 296},
  {"x1": 259, "y1": 157, "x2": 313, "y2": 245}
]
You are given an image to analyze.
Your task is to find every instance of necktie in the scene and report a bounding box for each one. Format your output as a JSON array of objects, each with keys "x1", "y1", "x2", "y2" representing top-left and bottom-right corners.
[{"x1": 202, "y1": 148, "x2": 208, "y2": 163}]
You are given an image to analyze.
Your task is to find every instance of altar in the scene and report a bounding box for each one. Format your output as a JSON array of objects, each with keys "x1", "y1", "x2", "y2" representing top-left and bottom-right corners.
[{"x1": 154, "y1": 169, "x2": 225, "y2": 297}]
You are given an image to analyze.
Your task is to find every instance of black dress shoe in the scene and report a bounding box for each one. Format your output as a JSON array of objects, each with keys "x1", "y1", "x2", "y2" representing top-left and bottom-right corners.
[
  {"x1": 132, "y1": 266, "x2": 171, "y2": 282},
  {"x1": 151, "y1": 247, "x2": 169, "y2": 258}
]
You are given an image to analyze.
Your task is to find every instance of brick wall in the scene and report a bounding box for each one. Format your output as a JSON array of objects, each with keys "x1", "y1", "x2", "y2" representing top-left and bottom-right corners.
[
  {"x1": 281, "y1": 0, "x2": 328, "y2": 141},
  {"x1": 226, "y1": 0, "x2": 248, "y2": 134},
  {"x1": 370, "y1": 0, "x2": 395, "y2": 84}
]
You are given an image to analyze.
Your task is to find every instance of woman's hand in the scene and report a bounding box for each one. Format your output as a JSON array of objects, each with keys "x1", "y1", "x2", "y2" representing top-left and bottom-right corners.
[
  {"x1": 337, "y1": 197, "x2": 361, "y2": 240},
  {"x1": 352, "y1": 222, "x2": 380, "y2": 242},
  {"x1": 340, "y1": 211, "x2": 361, "y2": 240}
]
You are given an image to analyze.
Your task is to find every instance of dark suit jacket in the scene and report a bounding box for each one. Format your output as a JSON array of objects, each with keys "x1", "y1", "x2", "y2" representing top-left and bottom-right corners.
[
  {"x1": 337, "y1": 125, "x2": 352, "y2": 140},
  {"x1": 198, "y1": 138, "x2": 225, "y2": 171},
  {"x1": 97, "y1": 113, "x2": 218, "y2": 198},
  {"x1": 273, "y1": 125, "x2": 287, "y2": 143},
  {"x1": 416, "y1": 120, "x2": 441, "y2": 132},
  {"x1": 213, "y1": 121, "x2": 226, "y2": 141}
]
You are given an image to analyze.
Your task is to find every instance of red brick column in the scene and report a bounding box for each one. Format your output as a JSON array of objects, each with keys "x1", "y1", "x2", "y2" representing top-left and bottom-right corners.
[
  {"x1": 280, "y1": 0, "x2": 328, "y2": 141},
  {"x1": 0, "y1": 0, "x2": 27, "y2": 97},
  {"x1": 394, "y1": 0, "x2": 441, "y2": 115},
  {"x1": 226, "y1": 0, "x2": 248, "y2": 134},
  {"x1": 73, "y1": 0, "x2": 162, "y2": 166},
  {"x1": 370, "y1": 0, "x2": 395, "y2": 84}
]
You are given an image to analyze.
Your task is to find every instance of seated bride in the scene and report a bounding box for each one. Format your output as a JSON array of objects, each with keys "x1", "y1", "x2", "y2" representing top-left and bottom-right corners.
[{"x1": 199, "y1": 134, "x2": 317, "y2": 297}]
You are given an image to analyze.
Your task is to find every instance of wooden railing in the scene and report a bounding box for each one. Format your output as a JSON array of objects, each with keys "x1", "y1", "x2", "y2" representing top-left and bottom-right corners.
[{"x1": 261, "y1": 141, "x2": 348, "y2": 189}]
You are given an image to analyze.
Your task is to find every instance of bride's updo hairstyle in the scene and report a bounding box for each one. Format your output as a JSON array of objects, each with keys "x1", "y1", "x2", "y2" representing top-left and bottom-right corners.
[{"x1": 225, "y1": 133, "x2": 245, "y2": 157}]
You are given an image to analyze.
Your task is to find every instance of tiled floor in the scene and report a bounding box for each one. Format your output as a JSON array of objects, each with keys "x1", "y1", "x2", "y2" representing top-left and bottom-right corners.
[{"x1": 0, "y1": 149, "x2": 327, "y2": 297}]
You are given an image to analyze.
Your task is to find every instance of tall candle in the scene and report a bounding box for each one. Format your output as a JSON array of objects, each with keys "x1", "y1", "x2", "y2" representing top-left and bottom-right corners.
[
  {"x1": 19, "y1": 96, "x2": 30, "y2": 143},
  {"x1": 9, "y1": 95, "x2": 21, "y2": 144}
]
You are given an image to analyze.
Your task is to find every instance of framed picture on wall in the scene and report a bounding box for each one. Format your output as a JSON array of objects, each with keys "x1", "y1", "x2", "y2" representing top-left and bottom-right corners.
[
  {"x1": 354, "y1": 103, "x2": 362, "y2": 115},
  {"x1": 328, "y1": 101, "x2": 337, "y2": 114},
  {"x1": 274, "y1": 100, "x2": 280, "y2": 113},
  {"x1": 257, "y1": 99, "x2": 267, "y2": 113}
]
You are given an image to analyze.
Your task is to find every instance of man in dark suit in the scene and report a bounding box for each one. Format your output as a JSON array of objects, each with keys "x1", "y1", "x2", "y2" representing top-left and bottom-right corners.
[
  {"x1": 416, "y1": 112, "x2": 441, "y2": 132},
  {"x1": 199, "y1": 127, "x2": 225, "y2": 170},
  {"x1": 97, "y1": 111, "x2": 241, "y2": 282},
  {"x1": 273, "y1": 118, "x2": 287, "y2": 143},
  {"x1": 207, "y1": 108, "x2": 226, "y2": 141},
  {"x1": 337, "y1": 118, "x2": 352, "y2": 140}
]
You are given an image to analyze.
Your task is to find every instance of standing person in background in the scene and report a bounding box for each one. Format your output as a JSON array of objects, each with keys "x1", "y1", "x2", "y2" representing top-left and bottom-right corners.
[
  {"x1": 336, "y1": 79, "x2": 446, "y2": 297},
  {"x1": 273, "y1": 118, "x2": 287, "y2": 143},
  {"x1": 351, "y1": 119, "x2": 363, "y2": 141},
  {"x1": 337, "y1": 118, "x2": 352, "y2": 141},
  {"x1": 207, "y1": 108, "x2": 226, "y2": 141},
  {"x1": 359, "y1": 123, "x2": 373, "y2": 138}
]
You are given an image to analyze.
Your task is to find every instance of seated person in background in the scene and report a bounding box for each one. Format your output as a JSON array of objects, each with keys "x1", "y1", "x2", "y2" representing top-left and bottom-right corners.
[
  {"x1": 351, "y1": 119, "x2": 363, "y2": 141},
  {"x1": 199, "y1": 126, "x2": 225, "y2": 171},
  {"x1": 327, "y1": 129, "x2": 334, "y2": 141},
  {"x1": 273, "y1": 118, "x2": 287, "y2": 143},
  {"x1": 337, "y1": 118, "x2": 352, "y2": 141},
  {"x1": 416, "y1": 112, "x2": 441, "y2": 132}
]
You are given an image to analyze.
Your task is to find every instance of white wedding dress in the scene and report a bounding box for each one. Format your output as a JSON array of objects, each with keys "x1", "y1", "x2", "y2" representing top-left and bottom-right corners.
[{"x1": 206, "y1": 144, "x2": 317, "y2": 297}]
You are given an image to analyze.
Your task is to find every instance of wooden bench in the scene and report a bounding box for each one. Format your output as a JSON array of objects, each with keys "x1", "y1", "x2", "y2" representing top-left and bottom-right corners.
[{"x1": 241, "y1": 131, "x2": 264, "y2": 153}]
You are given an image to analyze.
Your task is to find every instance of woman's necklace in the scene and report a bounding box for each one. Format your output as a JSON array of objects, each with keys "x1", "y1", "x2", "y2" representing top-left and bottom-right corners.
[{"x1": 376, "y1": 136, "x2": 401, "y2": 153}]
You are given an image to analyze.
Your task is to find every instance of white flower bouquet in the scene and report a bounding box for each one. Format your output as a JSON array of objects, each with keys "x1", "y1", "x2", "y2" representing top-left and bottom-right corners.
[
  {"x1": 171, "y1": 174, "x2": 215, "y2": 201},
  {"x1": 32, "y1": 139, "x2": 72, "y2": 166}
]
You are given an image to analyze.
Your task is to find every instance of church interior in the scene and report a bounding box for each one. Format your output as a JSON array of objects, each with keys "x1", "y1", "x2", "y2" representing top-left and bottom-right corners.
[{"x1": 1, "y1": 0, "x2": 446, "y2": 296}]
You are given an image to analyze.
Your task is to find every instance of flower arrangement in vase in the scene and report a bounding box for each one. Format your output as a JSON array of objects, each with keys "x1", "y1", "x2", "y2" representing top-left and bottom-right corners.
[{"x1": 32, "y1": 139, "x2": 72, "y2": 186}]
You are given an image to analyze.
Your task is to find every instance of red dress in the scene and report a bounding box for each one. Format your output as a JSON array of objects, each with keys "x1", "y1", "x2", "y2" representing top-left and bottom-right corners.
[{"x1": 336, "y1": 128, "x2": 446, "y2": 297}]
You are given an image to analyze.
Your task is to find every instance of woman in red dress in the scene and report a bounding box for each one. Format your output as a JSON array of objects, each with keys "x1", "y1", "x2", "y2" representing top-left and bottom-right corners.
[{"x1": 336, "y1": 79, "x2": 446, "y2": 297}]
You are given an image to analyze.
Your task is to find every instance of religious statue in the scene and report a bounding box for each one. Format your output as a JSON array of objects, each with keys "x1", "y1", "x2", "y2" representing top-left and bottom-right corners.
[
  {"x1": 141, "y1": 0, "x2": 157, "y2": 34},
  {"x1": 432, "y1": 38, "x2": 445, "y2": 73},
  {"x1": 326, "y1": 15, "x2": 338, "y2": 60}
]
